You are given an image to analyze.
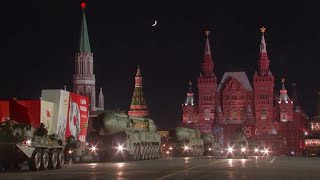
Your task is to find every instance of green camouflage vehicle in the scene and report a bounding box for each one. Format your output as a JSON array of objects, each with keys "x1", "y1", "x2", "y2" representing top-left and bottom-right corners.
[
  {"x1": 168, "y1": 127, "x2": 204, "y2": 157},
  {"x1": 92, "y1": 111, "x2": 161, "y2": 161},
  {"x1": 0, "y1": 121, "x2": 65, "y2": 171}
]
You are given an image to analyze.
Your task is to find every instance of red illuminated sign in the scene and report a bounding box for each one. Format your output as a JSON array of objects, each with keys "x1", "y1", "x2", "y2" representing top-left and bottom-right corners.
[
  {"x1": 305, "y1": 139, "x2": 320, "y2": 147},
  {"x1": 311, "y1": 122, "x2": 320, "y2": 132}
]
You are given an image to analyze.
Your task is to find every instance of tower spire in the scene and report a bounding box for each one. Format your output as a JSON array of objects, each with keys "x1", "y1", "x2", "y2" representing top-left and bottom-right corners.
[
  {"x1": 279, "y1": 78, "x2": 291, "y2": 103},
  {"x1": 73, "y1": 2, "x2": 97, "y2": 111},
  {"x1": 79, "y1": 2, "x2": 91, "y2": 52},
  {"x1": 258, "y1": 27, "x2": 270, "y2": 76},
  {"x1": 128, "y1": 66, "x2": 149, "y2": 117},
  {"x1": 201, "y1": 29, "x2": 214, "y2": 78}
]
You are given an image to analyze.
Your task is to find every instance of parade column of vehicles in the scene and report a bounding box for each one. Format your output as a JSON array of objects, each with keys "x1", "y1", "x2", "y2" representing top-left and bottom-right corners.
[{"x1": 0, "y1": 121, "x2": 65, "y2": 171}]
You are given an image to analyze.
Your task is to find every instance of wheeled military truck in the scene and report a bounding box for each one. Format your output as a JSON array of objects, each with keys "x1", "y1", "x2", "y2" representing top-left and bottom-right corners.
[
  {"x1": 202, "y1": 133, "x2": 223, "y2": 156},
  {"x1": 92, "y1": 111, "x2": 161, "y2": 161},
  {"x1": 64, "y1": 136, "x2": 99, "y2": 162},
  {"x1": 0, "y1": 121, "x2": 65, "y2": 171},
  {"x1": 168, "y1": 127, "x2": 204, "y2": 157}
]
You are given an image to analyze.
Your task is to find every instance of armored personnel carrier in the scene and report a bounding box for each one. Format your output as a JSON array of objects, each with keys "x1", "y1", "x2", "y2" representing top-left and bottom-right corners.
[
  {"x1": 0, "y1": 121, "x2": 65, "y2": 171},
  {"x1": 65, "y1": 136, "x2": 98, "y2": 162}
]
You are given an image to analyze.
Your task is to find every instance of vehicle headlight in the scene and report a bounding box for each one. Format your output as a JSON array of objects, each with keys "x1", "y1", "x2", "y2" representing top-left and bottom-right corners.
[
  {"x1": 68, "y1": 150, "x2": 73, "y2": 154},
  {"x1": 228, "y1": 147, "x2": 233, "y2": 152},
  {"x1": 254, "y1": 148, "x2": 259, "y2": 152},
  {"x1": 169, "y1": 147, "x2": 173, "y2": 150},
  {"x1": 208, "y1": 148, "x2": 212, "y2": 151},
  {"x1": 117, "y1": 145, "x2": 124, "y2": 151},
  {"x1": 184, "y1": 146, "x2": 189, "y2": 150},
  {"x1": 26, "y1": 139, "x2": 32, "y2": 146},
  {"x1": 90, "y1": 146, "x2": 97, "y2": 152},
  {"x1": 241, "y1": 147, "x2": 246, "y2": 152}
]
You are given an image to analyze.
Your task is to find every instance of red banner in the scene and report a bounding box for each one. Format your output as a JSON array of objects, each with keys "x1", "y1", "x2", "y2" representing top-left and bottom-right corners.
[
  {"x1": 65, "y1": 93, "x2": 89, "y2": 142},
  {"x1": 9, "y1": 99, "x2": 41, "y2": 127},
  {"x1": 0, "y1": 101, "x2": 9, "y2": 122},
  {"x1": 305, "y1": 139, "x2": 320, "y2": 147}
]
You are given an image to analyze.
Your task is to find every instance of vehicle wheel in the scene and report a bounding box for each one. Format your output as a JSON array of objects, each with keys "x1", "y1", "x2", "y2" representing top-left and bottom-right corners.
[
  {"x1": 147, "y1": 145, "x2": 151, "y2": 160},
  {"x1": 48, "y1": 150, "x2": 58, "y2": 169},
  {"x1": 28, "y1": 148, "x2": 42, "y2": 171},
  {"x1": 133, "y1": 145, "x2": 139, "y2": 160},
  {"x1": 155, "y1": 146, "x2": 160, "y2": 159},
  {"x1": 141, "y1": 146, "x2": 146, "y2": 160},
  {"x1": 57, "y1": 151, "x2": 64, "y2": 169},
  {"x1": 41, "y1": 151, "x2": 49, "y2": 170},
  {"x1": 150, "y1": 146, "x2": 155, "y2": 159}
]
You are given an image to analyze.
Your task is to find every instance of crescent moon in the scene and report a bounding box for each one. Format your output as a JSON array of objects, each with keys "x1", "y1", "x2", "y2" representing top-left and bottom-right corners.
[{"x1": 152, "y1": 20, "x2": 157, "y2": 27}]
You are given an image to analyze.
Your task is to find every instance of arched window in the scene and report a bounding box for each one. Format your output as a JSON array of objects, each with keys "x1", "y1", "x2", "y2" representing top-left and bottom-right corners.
[
  {"x1": 233, "y1": 109, "x2": 237, "y2": 120},
  {"x1": 204, "y1": 109, "x2": 210, "y2": 120},
  {"x1": 281, "y1": 109, "x2": 287, "y2": 121},
  {"x1": 261, "y1": 109, "x2": 267, "y2": 120}
]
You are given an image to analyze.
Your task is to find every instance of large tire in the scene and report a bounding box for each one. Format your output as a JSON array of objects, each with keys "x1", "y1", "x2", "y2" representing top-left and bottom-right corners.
[
  {"x1": 48, "y1": 150, "x2": 58, "y2": 169},
  {"x1": 133, "y1": 145, "x2": 139, "y2": 161},
  {"x1": 57, "y1": 150, "x2": 64, "y2": 169},
  {"x1": 147, "y1": 145, "x2": 152, "y2": 159},
  {"x1": 28, "y1": 149, "x2": 42, "y2": 171},
  {"x1": 41, "y1": 151, "x2": 49, "y2": 170}
]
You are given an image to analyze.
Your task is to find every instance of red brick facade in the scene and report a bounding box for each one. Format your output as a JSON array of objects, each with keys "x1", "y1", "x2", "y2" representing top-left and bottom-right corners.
[{"x1": 181, "y1": 28, "x2": 308, "y2": 155}]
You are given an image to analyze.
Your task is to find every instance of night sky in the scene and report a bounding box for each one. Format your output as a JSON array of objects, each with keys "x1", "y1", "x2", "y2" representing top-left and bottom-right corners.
[{"x1": 2, "y1": 0, "x2": 320, "y2": 129}]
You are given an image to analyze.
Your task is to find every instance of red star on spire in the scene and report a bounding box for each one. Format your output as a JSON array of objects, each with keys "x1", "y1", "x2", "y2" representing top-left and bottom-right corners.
[{"x1": 80, "y1": 2, "x2": 87, "y2": 9}]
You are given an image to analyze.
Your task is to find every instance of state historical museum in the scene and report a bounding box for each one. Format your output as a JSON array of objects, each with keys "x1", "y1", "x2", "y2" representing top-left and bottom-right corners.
[{"x1": 181, "y1": 28, "x2": 308, "y2": 156}]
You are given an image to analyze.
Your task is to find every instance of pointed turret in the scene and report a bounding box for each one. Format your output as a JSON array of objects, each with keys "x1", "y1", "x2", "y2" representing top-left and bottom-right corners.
[
  {"x1": 185, "y1": 81, "x2": 194, "y2": 106},
  {"x1": 197, "y1": 29, "x2": 217, "y2": 132},
  {"x1": 79, "y1": 2, "x2": 91, "y2": 53},
  {"x1": 201, "y1": 30, "x2": 214, "y2": 78},
  {"x1": 278, "y1": 78, "x2": 293, "y2": 122},
  {"x1": 128, "y1": 66, "x2": 149, "y2": 117},
  {"x1": 98, "y1": 87, "x2": 104, "y2": 110},
  {"x1": 258, "y1": 27, "x2": 270, "y2": 76},
  {"x1": 253, "y1": 26, "x2": 274, "y2": 134},
  {"x1": 279, "y1": 78, "x2": 291, "y2": 103},
  {"x1": 73, "y1": 2, "x2": 97, "y2": 111}
]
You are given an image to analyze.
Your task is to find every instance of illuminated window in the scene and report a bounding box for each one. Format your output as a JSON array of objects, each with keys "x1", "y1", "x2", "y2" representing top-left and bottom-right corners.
[
  {"x1": 204, "y1": 109, "x2": 210, "y2": 120},
  {"x1": 261, "y1": 109, "x2": 266, "y2": 120},
  {"x1": 233, "y1": 109, "x2": 237, "y2": 120}
]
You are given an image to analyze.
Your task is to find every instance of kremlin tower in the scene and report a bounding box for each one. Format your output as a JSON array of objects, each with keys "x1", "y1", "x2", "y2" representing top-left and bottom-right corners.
[
  {"x1": 182, "y1": 81, "x2": 198, "y2": 124},
  {"x1": 128, "y1": 66, "x2": 149, "y2": 117},
  {"x1": 73, "y1": 2, "x2": 104, "y2": 111},
  {"x1": 197, "y1": 30, "x2": 217, "y2": 133},
  {"x1": 253, "y1": 27, "x2": 275, "y2": 135}
]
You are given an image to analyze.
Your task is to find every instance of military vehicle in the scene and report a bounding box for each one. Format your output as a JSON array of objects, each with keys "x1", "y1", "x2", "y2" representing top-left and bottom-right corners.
[
  {"x1": 92, "y1": 111, "x2": 161, "y2": 161},
  {"x1": 202, "y1": 133, "x2": 224, "y2": 156},
  {"x1": 0, "y1": 121, "x2": 65, "y2": 171},
  {"x1": 168, "y1": 127, "x2": 204, "y2": 157},
  {"x1": 226, "y1": 131, "x2": 249, "y2": 159},
  {"x1": 64, "y1": 136, "x2": 99, "y2": 162}
]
